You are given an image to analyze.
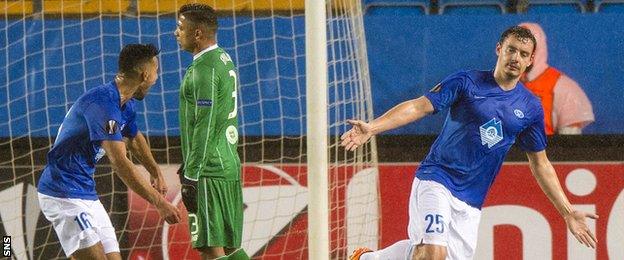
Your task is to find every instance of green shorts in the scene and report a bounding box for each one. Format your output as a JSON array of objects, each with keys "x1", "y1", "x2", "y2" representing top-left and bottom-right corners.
[{"x1": 188, "y1": 178, "x2": 243, "y2": 249}]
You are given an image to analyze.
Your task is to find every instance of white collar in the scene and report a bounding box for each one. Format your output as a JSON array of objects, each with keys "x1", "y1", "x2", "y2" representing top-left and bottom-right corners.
[{"x1": 193, "y1": 44, "x2": 219, "y2": 60}]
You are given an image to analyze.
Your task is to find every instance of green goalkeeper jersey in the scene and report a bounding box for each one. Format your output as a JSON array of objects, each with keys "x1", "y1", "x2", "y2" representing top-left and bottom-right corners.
[{"x1": 179, "y1": 46, "x2": 240, "y2": 180}]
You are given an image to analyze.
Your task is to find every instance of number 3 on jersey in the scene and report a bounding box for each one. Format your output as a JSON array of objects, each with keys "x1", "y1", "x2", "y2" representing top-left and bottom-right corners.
[{"x1": 228, "y1": 70, "x2": 237, "y2": 119}]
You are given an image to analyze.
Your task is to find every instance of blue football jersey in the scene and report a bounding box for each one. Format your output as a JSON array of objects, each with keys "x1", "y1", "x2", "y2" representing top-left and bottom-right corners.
[
  {"x1": 418, "y1": 70, "x2": 547, "y2": 209},
  {"x1": 38, "y1": 80, "x2": 138, "y2": 200}
]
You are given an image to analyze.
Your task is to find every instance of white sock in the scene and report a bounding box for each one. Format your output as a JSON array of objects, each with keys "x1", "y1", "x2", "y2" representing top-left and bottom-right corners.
[{"x1": 361, "y1": 240, "x2": 413, "y2": 260}]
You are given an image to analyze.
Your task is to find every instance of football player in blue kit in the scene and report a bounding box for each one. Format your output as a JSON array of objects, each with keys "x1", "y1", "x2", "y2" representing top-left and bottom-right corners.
[
  {"x1": 343, "y1": 26, "x2": 597, "y2": 260},
  {"x1": 37, "y1": 44, "x2": 181, "y2": 260}
]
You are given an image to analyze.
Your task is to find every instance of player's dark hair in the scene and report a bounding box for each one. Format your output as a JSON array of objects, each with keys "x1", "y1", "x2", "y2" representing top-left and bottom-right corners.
[
  {"x1": 118, "y1": 43, "x2": 159, "y2": 79},
  {"x1": 499, "y1": 26, "x2": 536, "y2": 54},
  {"x1": 178, "y1": 3, "x2": 218, "y2": 36}
]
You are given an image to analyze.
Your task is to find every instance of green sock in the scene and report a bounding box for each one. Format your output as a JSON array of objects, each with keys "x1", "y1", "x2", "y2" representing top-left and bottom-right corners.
[{"x1": 226, "y1": 248, "x2": 250, "y2": 260}]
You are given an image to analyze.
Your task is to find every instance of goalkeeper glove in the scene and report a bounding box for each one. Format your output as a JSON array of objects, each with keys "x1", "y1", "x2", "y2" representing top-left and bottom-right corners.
[{"x1": 177, "y1": 164, "x2": 198, "y2": 213}]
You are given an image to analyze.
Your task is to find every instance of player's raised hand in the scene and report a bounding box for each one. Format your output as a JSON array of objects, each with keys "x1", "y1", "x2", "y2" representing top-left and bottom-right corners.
[
  {"x1": 156, "y1": 198, "x2": 182, "y2": 224},
  {"x1": 340, "y1": 119, "x2": 374, "y2": 151},
  {"x1": 565, "y1": 210, "x2": 598, "y2": 248}
]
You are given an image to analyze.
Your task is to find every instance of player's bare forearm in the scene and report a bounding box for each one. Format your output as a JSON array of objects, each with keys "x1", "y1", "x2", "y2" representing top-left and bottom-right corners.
[
  {"x1": 526, "y1": 151, "x2": 573, "y2": 217},
  {"x1": 528, "y1": 150, "x2": 598, "y2": 248},
  {"x1": 115, "y1": 158, "x2": 164, "y2": 206},
  {"x1": 127, "y1": 132, "x2": 162, "y2": 178},
  {"x1": 102, "y1": 140, "x2": 165, "y2": 207},
  {"x1": 341, "y1": 96, "x2": 434, "y2": 151},
  {"x1": 369, "y1": 96, "x2": 434, "y2": 134}
]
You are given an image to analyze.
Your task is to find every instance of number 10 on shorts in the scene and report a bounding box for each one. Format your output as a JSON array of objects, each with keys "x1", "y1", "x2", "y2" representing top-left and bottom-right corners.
[
  {"x1": 425, "y1": 214, "x2": 445, "y2": 233},
  {"x1": 74, "y1": 212, "x2": 93, "y2": 231}
]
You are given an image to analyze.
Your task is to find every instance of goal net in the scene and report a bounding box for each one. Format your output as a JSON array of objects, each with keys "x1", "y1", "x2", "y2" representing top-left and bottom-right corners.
[{"x1": 0, "y1": 1, "x2": 378, "y2": 259}]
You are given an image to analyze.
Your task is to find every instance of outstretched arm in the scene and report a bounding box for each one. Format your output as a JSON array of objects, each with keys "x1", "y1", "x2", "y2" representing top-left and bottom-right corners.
[
  {"x1": 341, "y1": 96, "x2": 434, "y2": 151},
  {"x1": 526, "y1": 150, "x2": 598, "y2": 248},
  {"x1": 102, "y1": 140, "x2": 181, "y2": 224},
  {"x1": 126, "y1": 131, "x2": 167, "y2": 195}
]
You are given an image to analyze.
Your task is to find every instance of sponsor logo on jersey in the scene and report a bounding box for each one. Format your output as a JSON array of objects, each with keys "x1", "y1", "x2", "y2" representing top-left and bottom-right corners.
[
  {"x1": 197, "y1": 99, "x2": 212, "y2": 107},
  {"x1": 480, "y1": 118, "x2": 503, "y2": 148},
  {"x1": 514, "y1": 109, "x2": 525, "y2": 118},
  {"x1": 106, "y1": 120, "x2": 118, "y2": 134}
]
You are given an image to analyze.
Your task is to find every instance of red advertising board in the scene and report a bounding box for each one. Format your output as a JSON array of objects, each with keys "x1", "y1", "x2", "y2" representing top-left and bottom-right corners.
[
  {"x1": 127, "y1": 163, "x2": 624, "y2": 259},
  {"x1": 379, "y1": 163, "x2": 624, "y2": 260}
]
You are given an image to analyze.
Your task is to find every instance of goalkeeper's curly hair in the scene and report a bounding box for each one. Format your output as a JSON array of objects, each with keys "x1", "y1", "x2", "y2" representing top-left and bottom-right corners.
[{"x1": 178, "y1": 3, "x2": 218, "y2": 35}]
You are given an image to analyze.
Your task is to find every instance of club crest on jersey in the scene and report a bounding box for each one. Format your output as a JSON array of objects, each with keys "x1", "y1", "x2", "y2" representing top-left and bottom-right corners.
[
  {"x1": 197, "y1": 99, "x2": 213, "y2": 107},
  {"x1": 480, "y1": 118, "x2": 503, "y2": 148},
  {"x1": 106, "y1": 120, "x2": 118, "y2": 134},
  {"x1": 226, "y1": 125, "x2": 238, "y2": 145}
]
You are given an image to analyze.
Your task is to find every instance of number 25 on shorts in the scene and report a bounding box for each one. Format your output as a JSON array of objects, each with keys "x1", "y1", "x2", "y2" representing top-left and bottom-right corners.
[{"x1": 425, "y1": 214, "x2": 445, "y2": 233}]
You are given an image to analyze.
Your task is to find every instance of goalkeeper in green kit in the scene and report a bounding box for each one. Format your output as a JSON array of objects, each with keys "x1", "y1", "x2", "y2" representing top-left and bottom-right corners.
[{"x1": 174, "y1": 4, "x2": 248, "y2": 260}]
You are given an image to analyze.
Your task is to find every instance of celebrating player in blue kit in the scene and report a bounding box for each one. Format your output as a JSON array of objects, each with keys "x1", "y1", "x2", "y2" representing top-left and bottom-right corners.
[
  {"x1": 342, "y1": 26, "x2": 598, "y2": 260},
  {"x1": 37, "y1": 44, "x2": 181, "y2": 260}
]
